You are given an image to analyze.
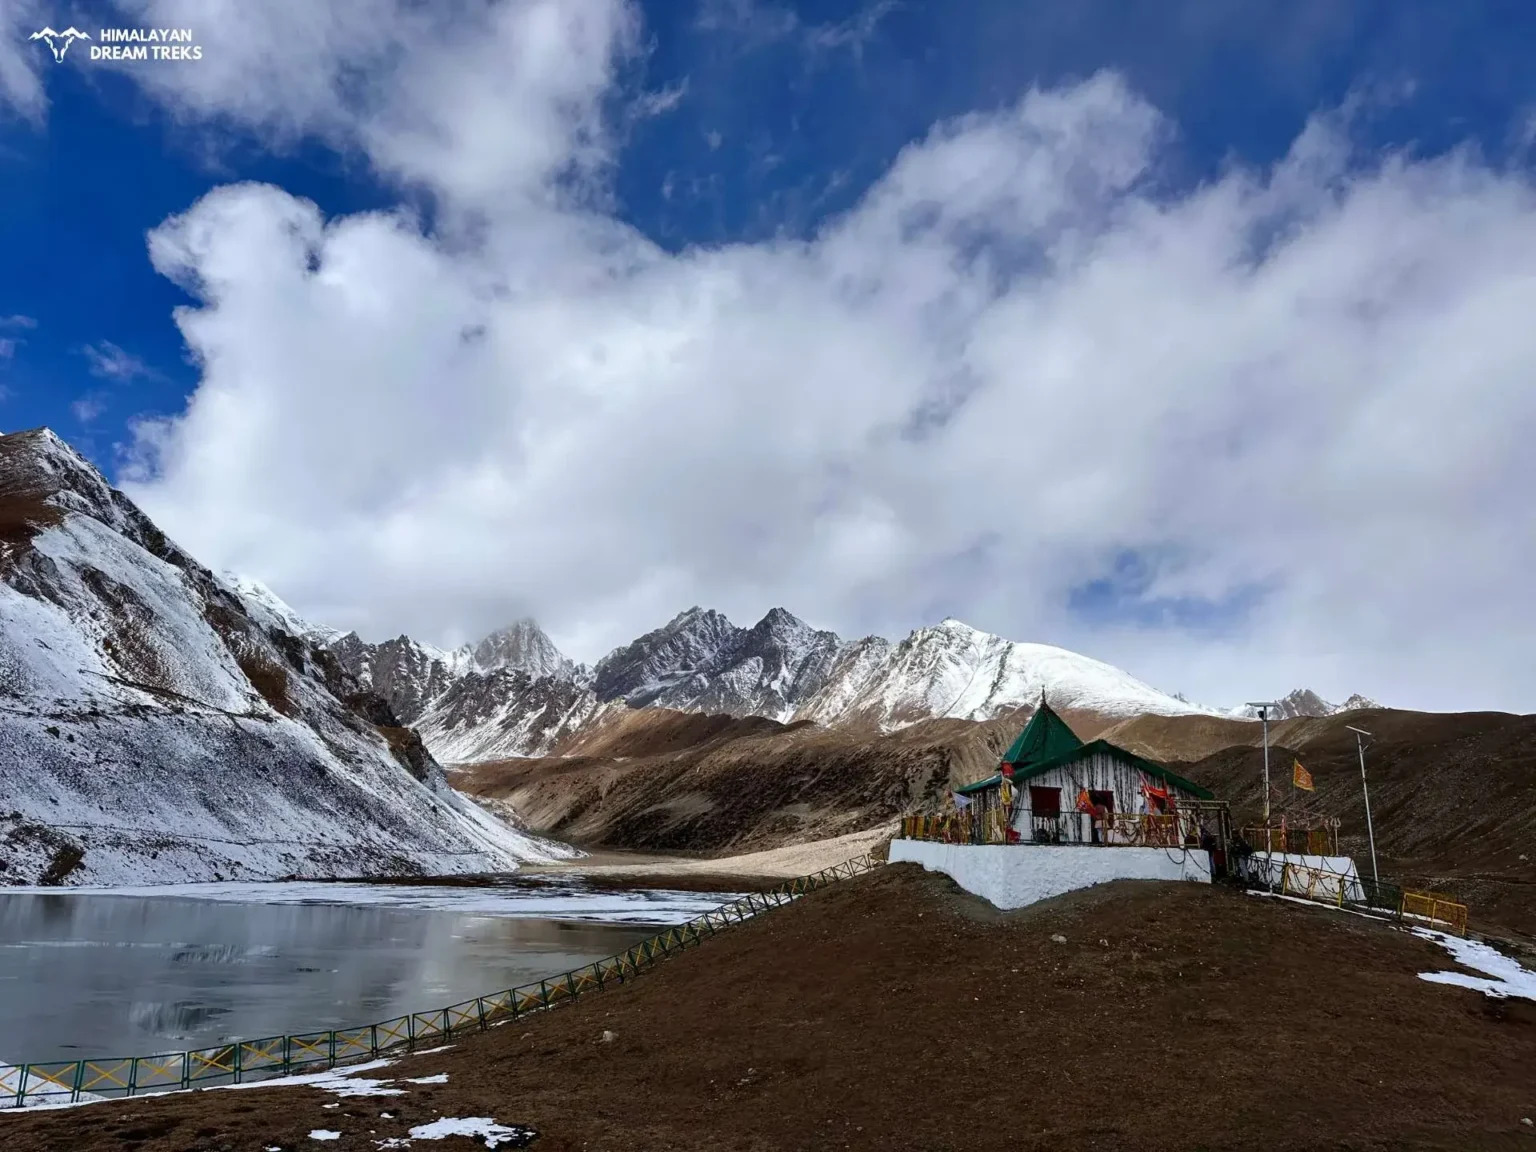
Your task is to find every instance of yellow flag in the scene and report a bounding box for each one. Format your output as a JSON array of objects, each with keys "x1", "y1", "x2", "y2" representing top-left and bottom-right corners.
[{"x1": 1293, "y1": 760, "x2": 1314, "y2": 791}]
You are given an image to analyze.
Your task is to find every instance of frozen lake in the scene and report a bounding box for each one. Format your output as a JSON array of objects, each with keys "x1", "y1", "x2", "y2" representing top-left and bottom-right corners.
[{"x1": 0, "y1": 877, "x2": 732, "y2": 1065}]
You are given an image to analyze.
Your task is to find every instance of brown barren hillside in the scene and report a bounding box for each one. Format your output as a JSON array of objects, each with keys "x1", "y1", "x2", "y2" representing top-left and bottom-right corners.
[
  {"x1": 1166, "y1": 708, "x2": 1536, "y2": 934},
  {"x1": 453, "y1": 707, "x2": 1023, "y2": 853}
]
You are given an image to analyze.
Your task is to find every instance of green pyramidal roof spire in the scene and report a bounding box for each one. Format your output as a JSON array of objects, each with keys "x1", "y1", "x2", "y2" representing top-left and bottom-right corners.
[{"x1": 1000, "y1": 689, "x2": 1084, "y2": 770}]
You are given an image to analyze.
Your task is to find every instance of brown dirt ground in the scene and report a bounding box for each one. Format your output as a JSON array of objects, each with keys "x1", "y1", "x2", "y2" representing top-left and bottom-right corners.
[{"x1": 7, "y1": 865, "x2": 1534, "y2": 1152}]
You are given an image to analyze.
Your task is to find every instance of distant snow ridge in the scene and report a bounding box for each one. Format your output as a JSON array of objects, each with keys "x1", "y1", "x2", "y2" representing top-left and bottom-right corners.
[
  {"x1": 328, "y1": 602, "x2": 1222, "y2": 765},
  {"x1": 0, "y1": 427, "x2": 575, "y2": 885},
  {"x1": 1231, "y1": 688, "x2": 1379, "y2": 721},
  {"x1": 809, "y1": 618, "x2": 1229, "y2": 727}
]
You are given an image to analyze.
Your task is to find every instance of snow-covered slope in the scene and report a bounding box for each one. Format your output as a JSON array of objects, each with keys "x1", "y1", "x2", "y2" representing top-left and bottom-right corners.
[
  {"x1": 0, "y1": 428, "x2": 575, "y2": 885},
  {"x1": 418, "y1": 671, "x2": 618, "y2": 763},
  {"x1": 222, "y1": 571, "x2": 345, "y2": 646},
  {"x1": 795, "y1": 618, "x2": 1221, "y2": 727},
  {"x1": 1231, "y1": 689, "x2": 1379, "y2": 721}
]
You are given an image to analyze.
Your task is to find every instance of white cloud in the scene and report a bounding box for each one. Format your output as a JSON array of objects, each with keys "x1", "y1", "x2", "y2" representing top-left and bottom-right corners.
[
  {"x1": 804, "y1": 0, "x2": 898, "y2": 57},
  {"x1": 104, "y1": 14, "x2": 1536, "y2": 713},
  {"x1": 0, "y1": 0, "x2": 47, "y2": 123},
  {"x1": 71, "y1": 392, "x2": 107, "y2": 423},
  {"x1": 0, "y1": 338, "x2": 17, "y2": 360},
  {"x1": 113, "y1": 0, "x2": 638, "y2": 213},
  {"x1": 81, "y1": 340, "x2": 155, "y2": 381},
  {"x1": 629, "y1": 78, "x2": 688, "y2": 121},
  {"x1": 0, "y1": 315, "x2": 38, "y2": 329}
]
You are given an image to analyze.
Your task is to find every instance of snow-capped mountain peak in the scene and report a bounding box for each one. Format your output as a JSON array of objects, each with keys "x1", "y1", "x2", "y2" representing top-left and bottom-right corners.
[
  {"x1": 1232, "y1": 688, "x2": 1379, "y2": 720},
  {"x1": 323, "y1": 599, "x2": 1232, "y2": 763},
  {"x1": 471, "y1": 618, "x2": 574, "y2": 680},
  {"x1": 793, "y1": 618, "x2": 1220, "y2": 729},
  {"x1": 221, "y1": 572, "x2": 345, "y2": 645},
  {"x1": 590, "y1": 606, "x2": 741, "y2": 706}
]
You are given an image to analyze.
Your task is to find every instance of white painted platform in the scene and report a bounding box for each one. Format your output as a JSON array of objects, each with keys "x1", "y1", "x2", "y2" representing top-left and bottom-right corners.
[
  {"x1": 1238, "y1": 853, "x2": 1364, "y2": 902},
  {"x1": 888, "y1": 840, "x2": 1212, "y2": 911}
]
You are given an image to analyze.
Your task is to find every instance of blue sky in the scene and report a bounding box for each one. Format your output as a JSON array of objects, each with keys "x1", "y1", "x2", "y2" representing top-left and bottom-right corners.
[
  {"x1": 2, "y1": 0, "x2": 1536, "y2": 709},
  {"x1": 7, "y1": 1, "x2": 1533, "y2": 466}
]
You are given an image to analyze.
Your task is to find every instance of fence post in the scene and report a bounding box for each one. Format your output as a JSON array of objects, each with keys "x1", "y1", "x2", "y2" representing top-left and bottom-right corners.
[
  {"x1": 233, "y1": 1041, "x2": 243, "y2": 1085},
  {"x1": 71, "y1": 1059, "x2": 85, "y2": 1104}
]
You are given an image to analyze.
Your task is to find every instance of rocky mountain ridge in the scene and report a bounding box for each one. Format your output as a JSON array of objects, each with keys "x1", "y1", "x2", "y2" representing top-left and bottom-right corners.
[
  {"x1": 318, "y1": 599, "x2": 1275, "y2": 765},
  {"x1": 1233, "y1": 688, "x2": 1380, "y2": 721},
  {"x1": 0, "y1": 427, "x2": 572, "y2": 885}
]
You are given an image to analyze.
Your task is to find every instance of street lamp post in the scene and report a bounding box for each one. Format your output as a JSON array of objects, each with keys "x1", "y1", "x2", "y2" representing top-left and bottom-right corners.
[
  {"x1": 1346, "y1": 725, "x2": 1379, "y2": 893},
  {"x1": 1247, "y1": 702, "x2": 1280, "y2": 891}
]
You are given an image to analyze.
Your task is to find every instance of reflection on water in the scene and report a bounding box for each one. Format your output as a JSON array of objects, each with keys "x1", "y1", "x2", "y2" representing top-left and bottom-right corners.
[{"x1": 0, "y1": 893, "x2": 656, "y2": 1063}]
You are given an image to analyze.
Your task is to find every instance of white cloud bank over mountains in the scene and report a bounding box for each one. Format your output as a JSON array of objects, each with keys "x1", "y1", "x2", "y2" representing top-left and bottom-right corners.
[{"x1": 13, "y1": 1, "x2": 1536, "y2": 713}]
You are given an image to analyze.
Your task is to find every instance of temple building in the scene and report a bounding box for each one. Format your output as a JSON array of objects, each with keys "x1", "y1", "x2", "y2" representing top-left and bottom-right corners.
[{"x1": 950, "y1": 695, "x2": 1221, "y2": 848}]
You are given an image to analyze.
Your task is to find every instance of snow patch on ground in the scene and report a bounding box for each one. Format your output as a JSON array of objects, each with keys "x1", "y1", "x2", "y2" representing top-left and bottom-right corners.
[
  {"x1": 309, "y1": 1130, "x2": 341, "y2": 1141},
  {"x1": 378, "y1": 1116, "x2": 537, "y2": 1148},
  {"x1": 317, "y1": 1076, "x2": 405, "y2": 1099},
  {"x1": 1414, "y1": 929, "x2": 1536, "y2": 1002}
]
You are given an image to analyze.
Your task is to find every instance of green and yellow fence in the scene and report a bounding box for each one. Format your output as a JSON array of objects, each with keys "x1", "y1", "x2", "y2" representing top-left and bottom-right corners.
[
  {"x1": 1, "y1": 854, "x2": 879, "y2": 1109},
  {"x1": 1252, "y1": 857, "x2": 1469, "y2": 936}
]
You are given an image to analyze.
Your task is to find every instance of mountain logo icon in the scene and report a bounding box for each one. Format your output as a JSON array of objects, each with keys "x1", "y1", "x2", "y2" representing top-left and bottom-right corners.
[{"x1": 29, "y1": 26, "x2": 91, "y2": 63}]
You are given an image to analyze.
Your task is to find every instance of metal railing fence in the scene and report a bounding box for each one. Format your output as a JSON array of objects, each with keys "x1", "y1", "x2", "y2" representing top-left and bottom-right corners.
[
  {"x1": 1, "y1": 854, "x2": 878, "y2": 1109},
  {"x1": 1238, "y1": 855, "x2": 1468, "y2": 935},
  {"x1": 1401, "y1": 889, "x2": 1470, "y2": 936},
  {"x1": 1241, "y1": 825, "x2": 1340, "y2": 856}
]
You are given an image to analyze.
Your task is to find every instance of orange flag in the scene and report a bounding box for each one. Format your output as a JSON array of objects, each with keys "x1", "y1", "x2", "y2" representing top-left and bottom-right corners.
[{"x1": 1293, "y1": 760, "x2": 1314, "y2": 792}]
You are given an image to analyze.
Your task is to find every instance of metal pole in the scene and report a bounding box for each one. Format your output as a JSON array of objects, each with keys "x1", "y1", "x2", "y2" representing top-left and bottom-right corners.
[
  {"x1": 1261, "y1": 710, "x2": 1271, "y2": 827},
  {"x1": 1262, "y1": 709, "x2": 1273, "y2": 890},
  {"x1": 1248, "y1": 702, "x2": 1279, "y2": 892},
  {"x1": 1348, "y1": 726, "x2": 1379, "y2": 891}
]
